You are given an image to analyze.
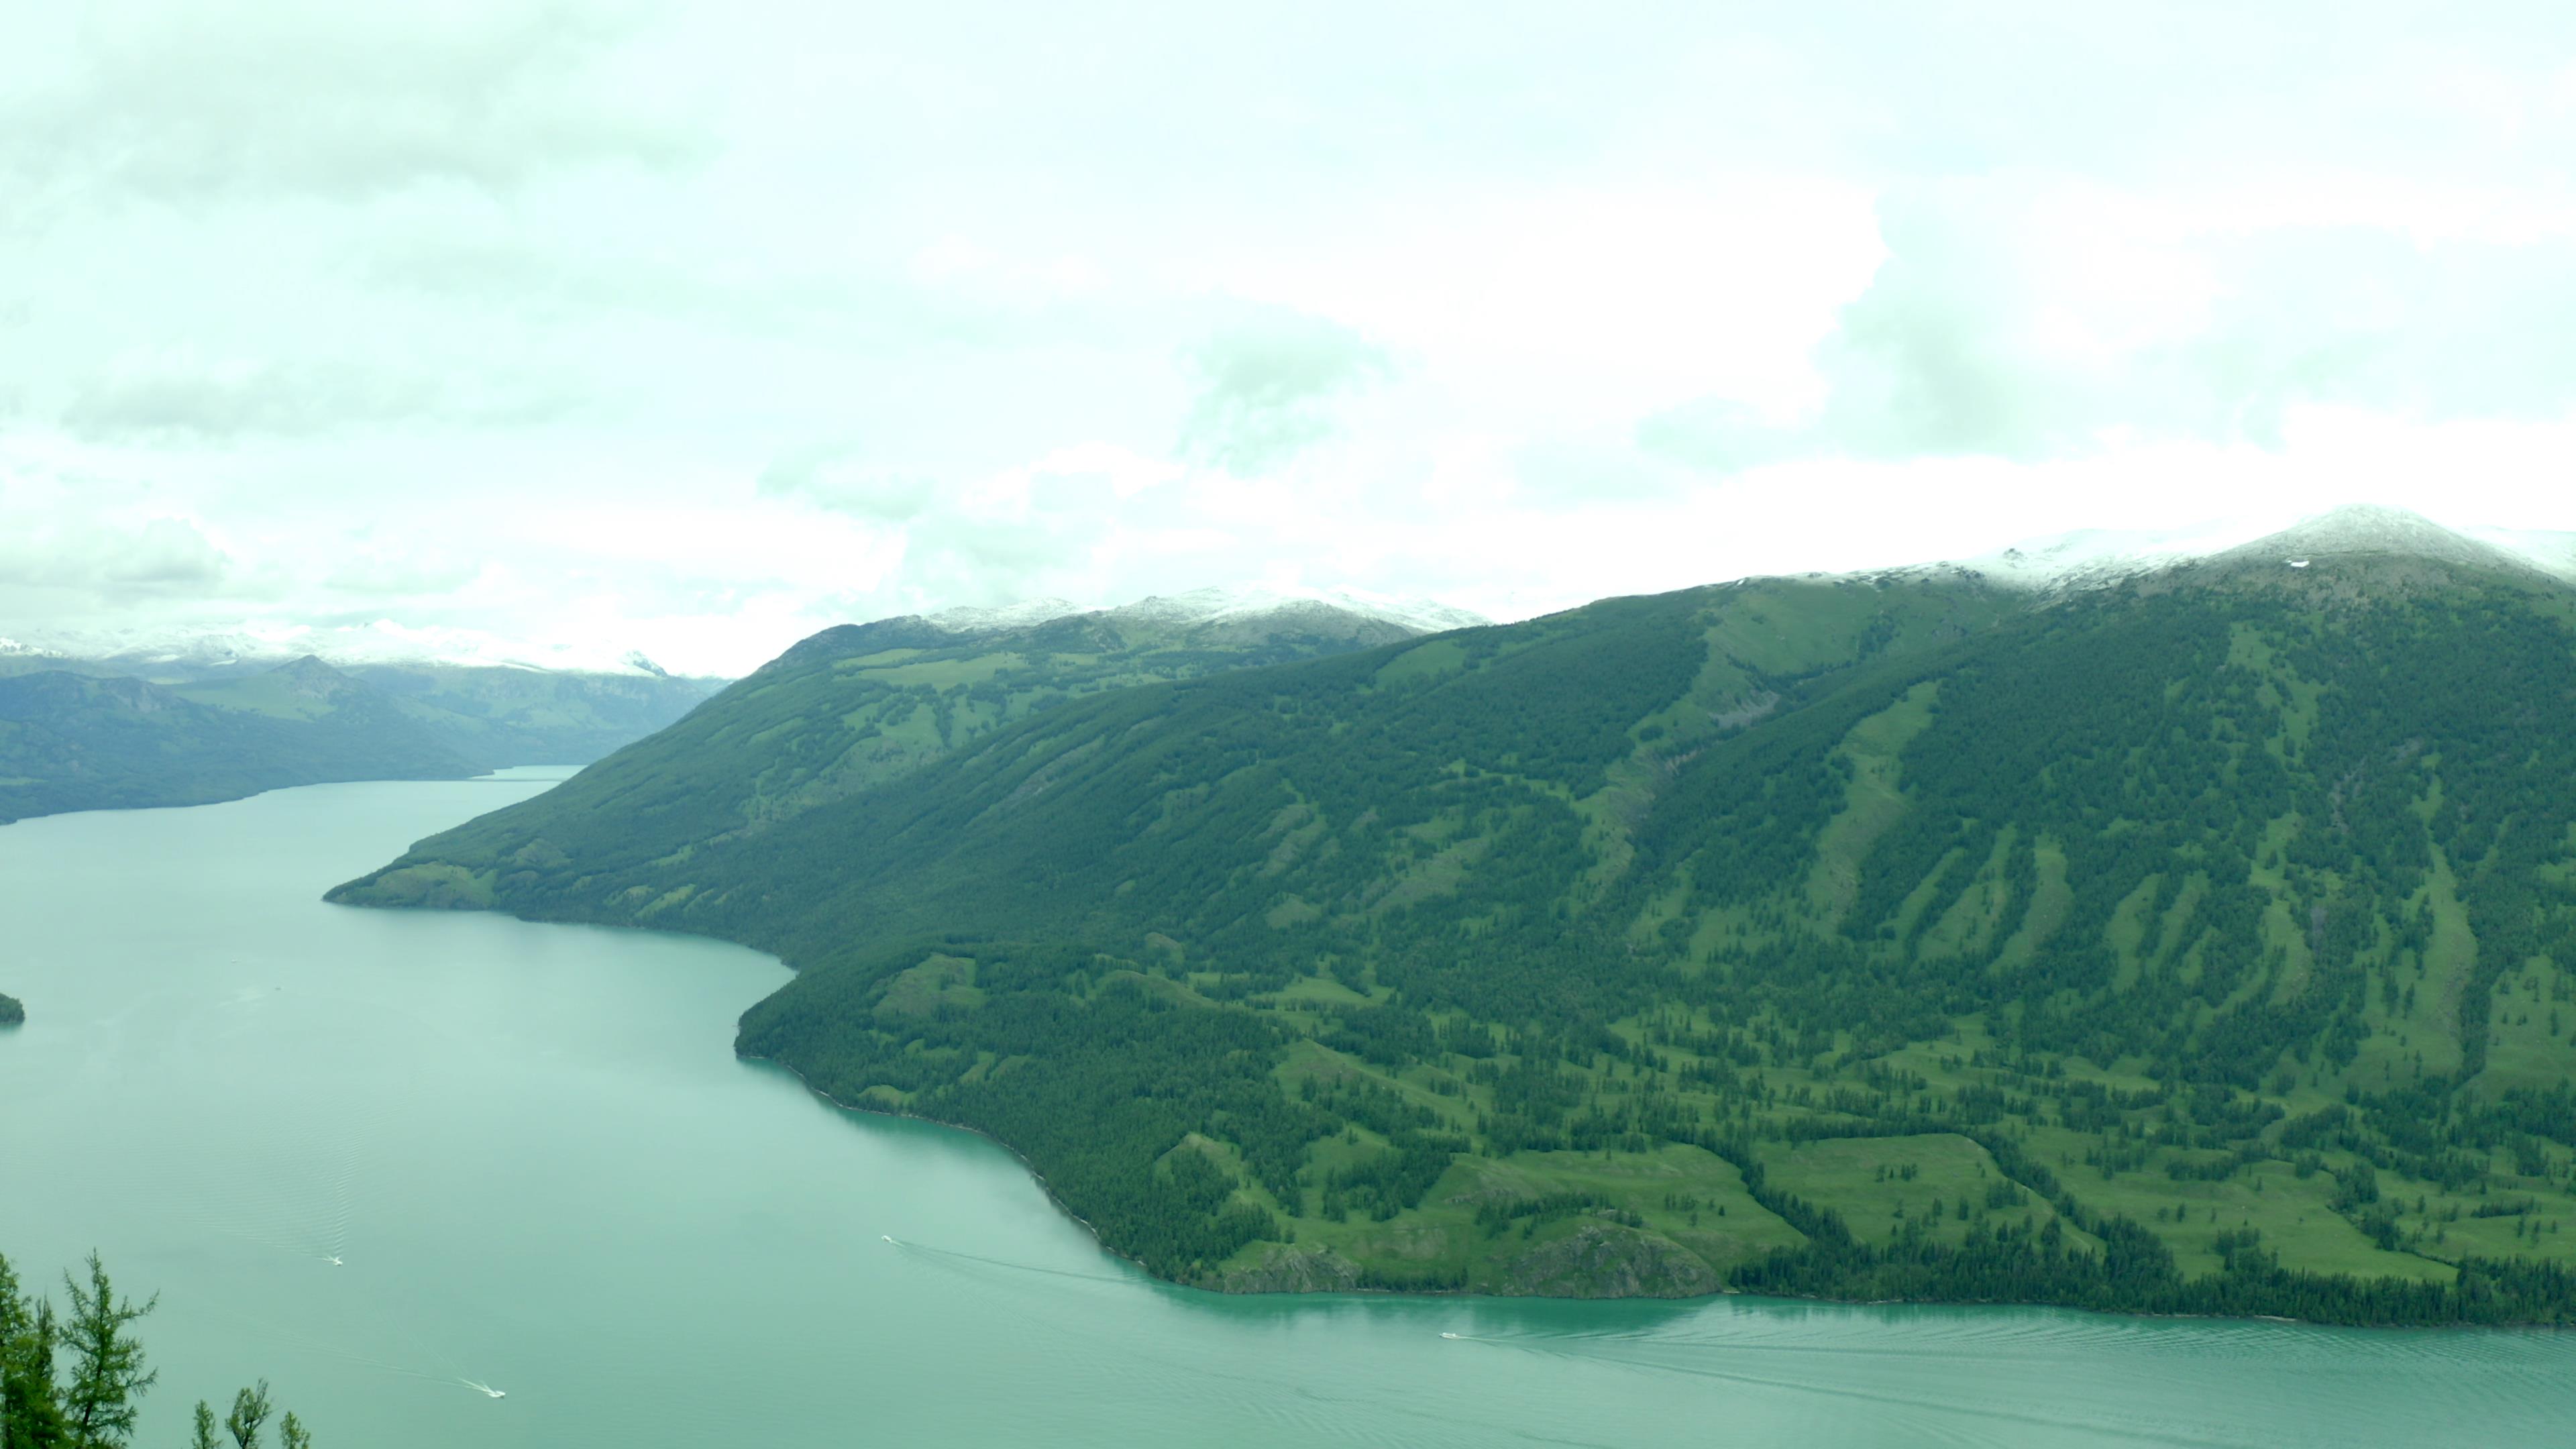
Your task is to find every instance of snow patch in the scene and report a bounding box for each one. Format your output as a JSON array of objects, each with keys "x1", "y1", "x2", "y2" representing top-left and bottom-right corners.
[
  {"x1": 9, "y1": 621, "x2": 682, "y2": 677},
  {"x1": 1104, "y1": 584, "x2": 1489, "y2": 635},
  {"x1": 922, "y1": 598, "x2": 1087, "y2": 634},
  {"x1": 2458, "y1": 525, "x2": 2576, "y2": 584},
  {"x1": 1920, "y1": 515, "x2": 2292, "y2": 592},
  {"x1": 1902, "y1": 505, "x2": 2574, "y2": 593},
  {"x1": 920, "y1": 585, "x2": 1489, "y2": 639}
]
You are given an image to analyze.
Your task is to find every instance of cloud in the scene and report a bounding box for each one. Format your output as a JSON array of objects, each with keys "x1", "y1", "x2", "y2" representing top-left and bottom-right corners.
[
  {"x1": 1633, "y1": 398, "x2": 1801, "y2": 474},
  {"x1": 757, "y1": 445, "x2": 938, "y2": 524},
  {"x1": 885, "y1": 445, "x2": 1189, "y2": 606},
  {"x1": 0, "y1": 0, "x2": 702, "y2": 203},
  {"x1": 321, "y1": 547, "x2": 485, "y2": 597},
  {"x1": 1177, "y1": 308, "x2": 1391, "y2": 474},
  {"x1": 44, "y1": 347, "x2": 584, "y2": 442},
  {"x1": 0, "y1": 515, "x2": 230, "y2": 592},
  {"x1": 1647, "y1": 180, "x2": 2576, "y2": 472},
  {"x1": 13, "y1": 1, "x2": 2576, "y2": 677},
  {"x1": 754, "y1": 439, "x2": 1199, "y2": 609}
]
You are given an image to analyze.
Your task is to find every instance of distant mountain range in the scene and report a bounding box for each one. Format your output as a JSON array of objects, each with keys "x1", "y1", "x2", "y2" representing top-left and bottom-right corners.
[
  {"x1": 335, "y1": 506, "x2": 2576, "y2": 1322},
  {"x1": 0, "y1": 621, "x2": 680, "y2": 678}
]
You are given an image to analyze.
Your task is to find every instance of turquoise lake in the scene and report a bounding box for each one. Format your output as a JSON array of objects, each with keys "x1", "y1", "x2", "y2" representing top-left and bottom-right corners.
[{"x1": 3, "y1": 773, "x2": 2571, "y2": 1447}]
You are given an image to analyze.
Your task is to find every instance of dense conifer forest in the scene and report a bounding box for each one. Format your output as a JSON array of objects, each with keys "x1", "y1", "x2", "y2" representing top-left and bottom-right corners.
[{"x1": 336, "y1": 513, "x2": 2576, "y2": 1320}]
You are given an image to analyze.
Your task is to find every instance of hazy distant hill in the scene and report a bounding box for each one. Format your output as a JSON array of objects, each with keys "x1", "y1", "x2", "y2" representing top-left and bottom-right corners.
[
  {"x1": 1, "y1": 626, "x2": 728, "y2": 769},
  {"x1": 315, "y1": 659, "x2": 723, "y2": 767},
  {"x1": 337, "y1": 507, "x2": 2576, "y2": 1321},
  {"x1": 0, "y1": 635, "x2": 727, "y2": 824},
  {"x1": 0, "y1": 663, "x2": 478, "y2": 823}
]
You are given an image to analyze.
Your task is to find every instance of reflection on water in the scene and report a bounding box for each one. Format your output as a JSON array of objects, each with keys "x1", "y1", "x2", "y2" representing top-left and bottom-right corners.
[{"x1": 3, "y1": 779, "x2": 2571, "y2": 1448}]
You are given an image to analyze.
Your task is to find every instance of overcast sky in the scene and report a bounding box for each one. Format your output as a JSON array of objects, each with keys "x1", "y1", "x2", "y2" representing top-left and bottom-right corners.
[{"x1": 7, "y1": 1, "x2": 2576, "y2": 674}]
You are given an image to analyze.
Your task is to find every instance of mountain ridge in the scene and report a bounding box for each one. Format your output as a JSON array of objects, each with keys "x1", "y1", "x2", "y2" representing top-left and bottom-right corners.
[{"x1": 323, "y1": 582, "x2": 1511, "y2": 900}]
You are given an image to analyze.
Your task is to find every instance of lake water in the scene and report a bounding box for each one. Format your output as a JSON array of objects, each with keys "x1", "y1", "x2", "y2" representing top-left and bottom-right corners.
[{"x1": 3, "y1": 775, "x2": 2573, "y2": 1448}]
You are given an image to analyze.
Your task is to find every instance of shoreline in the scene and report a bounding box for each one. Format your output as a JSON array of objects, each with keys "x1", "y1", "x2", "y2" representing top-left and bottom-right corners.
[
  {"x1": 739, "y1": 1049, "x2": 2576, "y2": 1332},
  {"x1": 321, "y1": 864, "x2": 2575, "y2": 1335}
]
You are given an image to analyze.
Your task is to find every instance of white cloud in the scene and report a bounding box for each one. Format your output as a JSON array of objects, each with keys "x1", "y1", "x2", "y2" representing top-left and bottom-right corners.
[
  {"x1": 6, "y1": 1, "x2": 2576, "y2": 676},
  {"x1": 0, "y1": 0, "x2": 698, "y2": 202},
  {"x1": 1177, "y1": 307, "x2": 1391, "y2": 475},
  {"x1": 0, "y1": 513, "x2": 231, "y2": 593}
]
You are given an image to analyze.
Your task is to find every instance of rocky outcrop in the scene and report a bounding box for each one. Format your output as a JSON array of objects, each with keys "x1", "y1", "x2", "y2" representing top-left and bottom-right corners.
[
  {"x1": 1214, "y1": 1243, "x2": 1362, "y2": 1294},
  {"x1": 1499, "y1": 1222, "x2": 1721, "y2": 1299}
]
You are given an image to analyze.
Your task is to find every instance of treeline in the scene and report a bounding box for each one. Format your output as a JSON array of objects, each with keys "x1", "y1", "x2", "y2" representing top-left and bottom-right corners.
[
  {"x1": 1, "y1": 1250, "x2": 316, "y2": 1447},
  {"x1": 1730, "y1": 1212, "x2": 2576, "y2": 1326}
]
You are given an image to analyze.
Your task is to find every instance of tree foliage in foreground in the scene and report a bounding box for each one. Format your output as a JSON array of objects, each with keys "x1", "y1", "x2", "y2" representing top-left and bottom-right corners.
[{"x1": 0, "y1": 1252, "x2": 314, "y2": 1449}]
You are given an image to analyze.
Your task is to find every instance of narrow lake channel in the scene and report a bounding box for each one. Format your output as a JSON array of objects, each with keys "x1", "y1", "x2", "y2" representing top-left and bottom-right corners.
[{"x1": 3, "y1": 773, "x2": 2569, "y2": 1447}]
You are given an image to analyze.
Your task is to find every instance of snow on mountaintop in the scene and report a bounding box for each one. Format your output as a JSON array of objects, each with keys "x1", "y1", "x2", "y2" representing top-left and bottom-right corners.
[
  {"x1": 1106, "y1": 585, "x2": 1490, "y2": 635},
  {"x1": 13, "y1": 621, "x2": 680, "y2": 677},
  {"x1": 1942, "y1": 517, "x2": 2284, "y2": 591},
  {"x1": 922, "y1": 598, "x2": 1087, "y2": 634},
  {"x1": 920, "y1": 585, "x2": 1490, "y2": 638},
  {"x1": 0, "y1": 637, "x2": 60, "y2": 657},
  {"x1": 1911, "y1": 506, "x2": 2576, "y2": 593},
  {"x1": 2455, "y1": 525, "x2": 2576, "y2": 585},
  {"x1": 2214, "y1": 504, "x2": 2536, "y2": 572}
]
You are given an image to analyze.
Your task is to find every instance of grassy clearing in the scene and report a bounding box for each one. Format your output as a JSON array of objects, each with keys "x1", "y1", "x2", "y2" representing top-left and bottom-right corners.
[
  {"x1": 1805, "y1": 682, "x2": 1939, "y2": 928},
  {"x1": 1239, "y1": 1142, "x2": 1804, "y2": 1291},
  {"x1": 1762, "y1": 1134, "x2": 2096, "y2": 1252}
]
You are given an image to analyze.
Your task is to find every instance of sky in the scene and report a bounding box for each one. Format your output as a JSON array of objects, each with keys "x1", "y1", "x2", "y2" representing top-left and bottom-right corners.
[{"x1": 7, "y1": 1, "x2": 2576, "y2": 675}]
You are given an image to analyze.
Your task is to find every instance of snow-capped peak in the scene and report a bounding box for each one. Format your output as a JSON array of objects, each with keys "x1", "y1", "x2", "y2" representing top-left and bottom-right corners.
[
  {"x1": 1103, "y1": 584, "x2": 1489, "y2": 635},
  {"x1": 1935, "y1": 516, "x2": 2290, "y2": 592},
  {"x1": 1921, "y1": 505, "x2": 2576, "y2": 593},
  {"x1": 2214, "y1": 504, "x2": 2531, "y2": 570},
  {"x1": 0, "y1": 636, "x2": 60, "y2": 657},
  {"x1": 918, "y1": 586, "x2": 1491, "y2": 639},
  {"x1": 922, "y1": 598, "x2": 1087, "y2": 634}
]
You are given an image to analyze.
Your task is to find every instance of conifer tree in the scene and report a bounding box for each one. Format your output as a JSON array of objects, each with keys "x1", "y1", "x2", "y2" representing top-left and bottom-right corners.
[
  {"x1": 219, "y1": 1384, "x2": 269, "y2": 1449},
  {"x1": 56, "y1": 1254, "x2": 154, "y2": 1448},
  {"x1": 1, "y1": 1254, "x2": 69, "y2": 1449}
]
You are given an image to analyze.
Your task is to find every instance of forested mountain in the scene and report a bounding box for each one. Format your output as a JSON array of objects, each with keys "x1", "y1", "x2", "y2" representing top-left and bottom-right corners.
[
  {"x1": 335, "y1": 508, "x2": 2576, "y2": 1321},
  {"x1": 326, "y1": 594, "x2": 1487, "y2": 908}
]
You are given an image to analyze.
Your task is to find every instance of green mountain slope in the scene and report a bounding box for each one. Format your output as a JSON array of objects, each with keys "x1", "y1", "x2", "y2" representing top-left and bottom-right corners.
[
  {"x1": 332, "y1": 600, "x2": 1485, "y2": 909},
  {"x1": 335, "y1": 515, "x2": 2576, "y2": 1321}
]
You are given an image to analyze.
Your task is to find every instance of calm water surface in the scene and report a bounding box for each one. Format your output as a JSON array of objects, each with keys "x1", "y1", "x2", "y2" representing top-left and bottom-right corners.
[{"x1": 2, "y1": 774, "x2": 2571, "y2": 1448}]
